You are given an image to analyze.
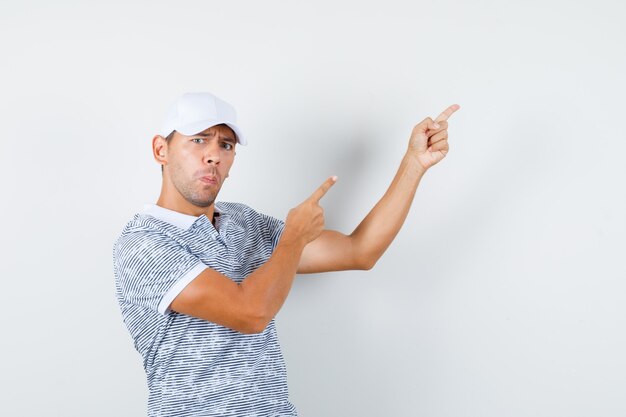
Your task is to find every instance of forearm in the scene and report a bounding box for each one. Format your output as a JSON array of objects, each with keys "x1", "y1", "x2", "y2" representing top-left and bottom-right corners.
[
  {"x1": 297, "y1": 107, "x2": 457, "y2": 274},
  {"x1": 172, "y1": 225, "x2": 317, "y2": 334},
  {"x1": 171, "y1": 176, "x2": 337, "y2": 333},
  {"x1": 239, "y1": 227, "x2": 307, "y2": 327},
  {"x1": 350, "y1": 152, "x2": 426, "y2": 268}
]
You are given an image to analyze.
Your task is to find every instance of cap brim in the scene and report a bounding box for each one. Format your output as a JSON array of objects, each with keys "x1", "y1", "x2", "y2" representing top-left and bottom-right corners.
[{"x1": 175, "y1": 120, "x2": 247, "y2": 146}]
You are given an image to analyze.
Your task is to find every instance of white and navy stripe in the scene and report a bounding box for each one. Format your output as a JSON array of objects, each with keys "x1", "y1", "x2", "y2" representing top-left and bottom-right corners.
[{"x1": 113, "y1": 202, "x2": 297, "y2": 417}]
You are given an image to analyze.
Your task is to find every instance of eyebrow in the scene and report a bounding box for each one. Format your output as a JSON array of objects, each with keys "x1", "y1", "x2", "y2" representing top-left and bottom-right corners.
[{"x1": 194, "y1": 132, "x2": 236, "y2": 142}]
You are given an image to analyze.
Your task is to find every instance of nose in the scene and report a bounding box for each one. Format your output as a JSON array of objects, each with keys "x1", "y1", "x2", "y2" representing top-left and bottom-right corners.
[{"x1": 204, "y1": 141, "x2": 221, "y2": 165}]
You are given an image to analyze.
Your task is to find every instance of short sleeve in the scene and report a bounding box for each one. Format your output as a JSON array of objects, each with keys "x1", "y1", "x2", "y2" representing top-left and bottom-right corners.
[
  {"x1": 258, "y1": 211, "x2": 285, "y2": 251},
  {"x1": 113, "y1": 228, "x2": 207, "y2": 315}
]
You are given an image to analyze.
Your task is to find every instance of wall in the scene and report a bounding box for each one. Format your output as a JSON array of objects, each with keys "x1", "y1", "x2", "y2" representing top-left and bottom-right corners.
[{"x1": 1, "y1": 1, "x2": 624, "y2": 416}]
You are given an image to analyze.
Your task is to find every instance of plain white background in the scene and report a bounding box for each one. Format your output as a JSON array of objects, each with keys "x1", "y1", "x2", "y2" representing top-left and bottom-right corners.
[{"x1": 1, "y1": 1, "x2": 624, "y2": 416}]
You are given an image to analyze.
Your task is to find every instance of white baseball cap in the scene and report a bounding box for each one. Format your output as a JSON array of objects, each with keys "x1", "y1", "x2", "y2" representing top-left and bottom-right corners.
[{"x1": 160, "y1": 92, "x2": 247, "y2": 145}]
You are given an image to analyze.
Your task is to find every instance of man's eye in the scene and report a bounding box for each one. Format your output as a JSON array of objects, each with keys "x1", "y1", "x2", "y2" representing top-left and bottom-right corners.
[
  {"x1": 222, "y1": 143, "x2": 233, "y2": 150},
  {"x1": 191, "y1": 138, "x2": 204, "y2": 144}
]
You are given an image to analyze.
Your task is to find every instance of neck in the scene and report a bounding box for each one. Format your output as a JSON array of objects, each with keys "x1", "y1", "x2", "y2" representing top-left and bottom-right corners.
[{"x1": 156, "y1": 185, "x2": 216, "y2": 222}]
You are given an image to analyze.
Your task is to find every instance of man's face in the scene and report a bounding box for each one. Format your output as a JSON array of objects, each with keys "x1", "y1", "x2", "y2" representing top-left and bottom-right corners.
[{"x1": 161, "y1": 124, "x2": 237, "y2": 208}]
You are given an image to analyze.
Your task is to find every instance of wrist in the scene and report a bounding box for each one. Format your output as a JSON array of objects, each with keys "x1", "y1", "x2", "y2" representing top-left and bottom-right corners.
[
  {"x1": 402, "y1": 151, "x2": 428, "y2": 177},
  {"x1": 279, "y1": 226, "x2": 308, "y2": 250}
]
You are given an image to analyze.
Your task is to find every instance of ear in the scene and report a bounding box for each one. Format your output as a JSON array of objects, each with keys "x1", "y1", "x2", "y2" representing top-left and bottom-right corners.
[{"x1": 152, "y1": 135, "x2": 168, "y2": 166}]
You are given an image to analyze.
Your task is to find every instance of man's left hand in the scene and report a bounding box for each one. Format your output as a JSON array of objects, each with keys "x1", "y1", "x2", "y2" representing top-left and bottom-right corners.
[{"x1": 408, "y1": 104, "x2": 460, "y2": 171}]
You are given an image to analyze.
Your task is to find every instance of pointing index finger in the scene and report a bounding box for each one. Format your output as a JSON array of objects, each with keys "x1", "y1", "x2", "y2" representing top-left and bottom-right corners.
[
  {"x1": 309, "y1": 176, "x2": 338, "y2": 202},
  {"x1": 435, "y1": 104, "x2": 461, "y2": 122}
]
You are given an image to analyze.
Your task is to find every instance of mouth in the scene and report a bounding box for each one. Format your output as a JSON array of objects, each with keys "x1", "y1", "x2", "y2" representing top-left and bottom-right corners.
[{"x1": 199, "y1": 175, "x2": 218, "y2": 185}]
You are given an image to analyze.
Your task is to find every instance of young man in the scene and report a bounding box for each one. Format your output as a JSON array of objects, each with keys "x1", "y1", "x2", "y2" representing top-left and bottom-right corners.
[{"x1": 113, "y1": 92, "x2": 459, "y2": 416}]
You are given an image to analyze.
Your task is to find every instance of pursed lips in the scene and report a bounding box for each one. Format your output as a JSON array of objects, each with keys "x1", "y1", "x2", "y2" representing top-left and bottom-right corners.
[{"x1": 198, "y1": 173, "x2": 218, "y2": 185}]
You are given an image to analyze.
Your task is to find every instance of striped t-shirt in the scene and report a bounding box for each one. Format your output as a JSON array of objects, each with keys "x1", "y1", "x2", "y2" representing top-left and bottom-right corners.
[{"x1": 113, "y1": 202, "x2": 297, "y2": 417}]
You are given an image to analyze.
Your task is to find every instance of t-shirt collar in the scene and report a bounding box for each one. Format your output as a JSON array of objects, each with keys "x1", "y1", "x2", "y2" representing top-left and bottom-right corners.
[{"x1": 142, "y1": 203, "x2": 221, "y2": 230}]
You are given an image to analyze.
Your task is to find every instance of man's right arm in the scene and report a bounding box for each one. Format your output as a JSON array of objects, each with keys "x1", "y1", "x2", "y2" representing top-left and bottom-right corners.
[{"x1": 169, "y1": 176, "x2": 337, "y2": 334}]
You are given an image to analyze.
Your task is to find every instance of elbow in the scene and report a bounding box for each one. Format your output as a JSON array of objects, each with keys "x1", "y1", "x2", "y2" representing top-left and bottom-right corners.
[
  {"x1": 354, "y1": 255, "x2": 380, "y2": 271},
  {"x1": 355, "y1": 255, "x2": 377, "y2": 271},
  {"x1": 238, "y1": 301, "x2": 272, "y2": 334},
  {"x1": 349, "y1": 239, "x2": 379, "y2": 271},
  {"x1": 231, "y1": 283, "x2": 270, "y2": 334},
  {"x1": 360, "y1": 260, "x2": 376, "y2": 271},
  {"x1": 239, "y1": 315, "x2": 270, "y2": 334}
]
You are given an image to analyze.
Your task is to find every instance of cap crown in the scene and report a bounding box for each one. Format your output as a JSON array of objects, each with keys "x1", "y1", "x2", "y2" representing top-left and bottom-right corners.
[{"x1": 161, "y1": 92, "x2": 246, "y2": 145}]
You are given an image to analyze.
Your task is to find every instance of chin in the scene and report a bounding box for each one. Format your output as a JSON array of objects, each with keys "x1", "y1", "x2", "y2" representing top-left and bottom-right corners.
[
  {"x1": 190, "y1": 196, "x2": 216, "y2": 207},
  {"x1": 187, "y1": 191, "x2": 219, "y2": 208},
  {"x1": 176, "y1": 181, "x2": 222, "y2": 208}
]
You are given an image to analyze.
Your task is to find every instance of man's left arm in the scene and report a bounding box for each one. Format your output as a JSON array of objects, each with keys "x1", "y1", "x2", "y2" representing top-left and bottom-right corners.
[{"x1": 297, "y1": 104, "x2": 460, "y2": 274}]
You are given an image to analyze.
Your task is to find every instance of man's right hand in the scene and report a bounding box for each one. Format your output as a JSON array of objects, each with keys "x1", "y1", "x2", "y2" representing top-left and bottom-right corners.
[
  {"x1": 284, "y1": 176, "x2": 337, "y2": 244},
  {"x1": 169, "y1": 175, "x2": 337, "y2": 334}
]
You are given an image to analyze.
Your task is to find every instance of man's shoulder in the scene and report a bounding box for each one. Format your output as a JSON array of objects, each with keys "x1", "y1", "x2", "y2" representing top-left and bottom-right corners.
[
  {"x1": 117, "y1": 212, "x2": 173, "y2": 237},
  {"x1": 113, "y1": 212, "x2": 182, "y2": 255}
]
